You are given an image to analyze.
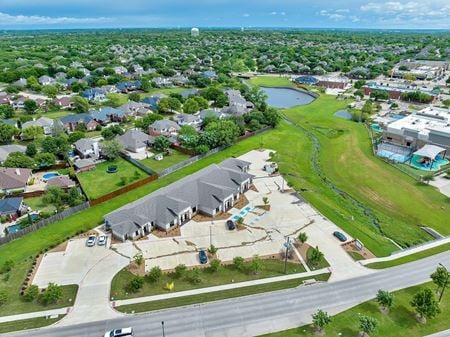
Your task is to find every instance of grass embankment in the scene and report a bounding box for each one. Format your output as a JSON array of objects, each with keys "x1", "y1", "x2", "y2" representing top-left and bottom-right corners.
[
  {"x1": 0, "y1": 274, "x2": 77, "y2": 317},
  {"x1": 77, "y1": 157, "x2": 149, "y2": 199},
  {"x1": 366, "y1": 243, "x2": 450, "y2": 269},
  {"x1": 262, "y1": 281, "x2": 450, "y2": 337},
  {"x1": 111, "y1": 259, "x2": 306, "y2": 300},
  {"x1": 140, "y1": 150, "x2": 190, "y2": 173},
  {"x1": 116, "y1": 273, "x2": 331, "y2": 314},
  {"x1": 0, "y1": 315, "x2": 64, "y2": 334}
]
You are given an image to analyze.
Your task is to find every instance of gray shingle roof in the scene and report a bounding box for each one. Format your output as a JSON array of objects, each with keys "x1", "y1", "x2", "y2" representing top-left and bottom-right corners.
[{"x1": 0, "y1": 168, "x2": 32, "y2": 190}]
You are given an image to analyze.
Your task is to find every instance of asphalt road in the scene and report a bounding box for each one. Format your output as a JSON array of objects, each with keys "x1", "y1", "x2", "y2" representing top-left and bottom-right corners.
[{"x1": 4, "y1": 251, "x2": 450, "y2": 337}]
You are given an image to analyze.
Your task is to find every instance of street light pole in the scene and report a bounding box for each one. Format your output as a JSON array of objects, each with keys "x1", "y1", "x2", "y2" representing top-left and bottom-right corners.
[
  {"x1": 438, "y1": 263, "x2": 449, "y2": 303},
  {"x1": 284, "y1": 237, "x2": 291, "y2": 274},
  {"x1": 161, "y1": 321, "x2": 165, "y2": 337}
]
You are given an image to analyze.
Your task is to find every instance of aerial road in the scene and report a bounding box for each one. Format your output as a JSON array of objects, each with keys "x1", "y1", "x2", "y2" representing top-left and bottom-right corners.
[{"x1": 3, "y1": 251, "x2": 450, "y2": 337}]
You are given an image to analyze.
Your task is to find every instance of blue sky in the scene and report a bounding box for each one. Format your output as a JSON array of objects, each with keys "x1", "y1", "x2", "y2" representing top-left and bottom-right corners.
[{"x1": 0, "y1": 0, "x2": 449, "y2": 29}]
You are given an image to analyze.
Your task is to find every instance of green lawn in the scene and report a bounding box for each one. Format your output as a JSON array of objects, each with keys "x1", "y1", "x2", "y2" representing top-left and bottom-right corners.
[
  {"x1": 306, "y1": 247, "x2": 330, "y2": 270},
  {"x1": 76, "y1": 158, "x2": 149, "y2": 199},
  {"x1": 42, "y1": 110, "x2": 74, "y2": 119},
  {"x1": 247, "y1": 76, "x2": 294, "y2": 87},
  {"x1": 111, "y1": 259, "x2": 306, "y2": 300},
  {"x1": 262, "y1": 282, "x2": 450, "y2": 337},
  {"x1": 366, "y1": 243, "x2": 450, "y2": 269},
  {"x1": 140, "y1": 150, "x2": 191, "y2": 173},
  {"x1": 24, "y1": 196, "x2": 57, "y2": 213},
  {"x1": 116, "y1": 273, "x2": 330, "y2": 314},
  {"x1": 0, "y1": 315, "x2": 64, "y2": 334}
]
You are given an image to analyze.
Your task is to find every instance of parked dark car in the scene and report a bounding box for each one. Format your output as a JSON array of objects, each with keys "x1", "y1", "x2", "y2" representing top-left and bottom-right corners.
[
  {"x1": 226, "y1": 220, "x2": 236, "y2": 230},
  {"x1": 333, "y1": 231, "x2": 347, "y2": 242},
  {"x1": 199, "y1": 249, "x2": 208, "y2": 264}
]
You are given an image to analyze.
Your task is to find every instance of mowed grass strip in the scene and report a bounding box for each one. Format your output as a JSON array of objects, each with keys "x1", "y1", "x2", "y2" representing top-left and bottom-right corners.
[
  {"x1": 0, "y1": 316, "x2": 64, "y2": 334},
  {"x1": 116, "y1": 273, "x2": 330, "y2": 314},
  {"x1": 261, "y1": 281, "x2": 450, "y2": 337},
  {"x1": 366, "y1": 243, "x2": 450, "y2": 269},
  {"x1": 111, "y1": 259, "x2": 306, "y2": 300}
]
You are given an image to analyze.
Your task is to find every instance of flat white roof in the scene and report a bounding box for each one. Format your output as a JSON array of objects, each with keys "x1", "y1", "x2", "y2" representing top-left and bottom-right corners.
[{"x1": 387, "y1": 108, "x2": 450, "y2": 137}]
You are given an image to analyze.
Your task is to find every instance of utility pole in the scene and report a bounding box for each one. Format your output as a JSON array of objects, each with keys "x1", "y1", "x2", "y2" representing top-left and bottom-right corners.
[
  {"x1": 284, "y1": 237, "x2": 291, "y2": 274},
  {"x1": 438, "y1": 263, "x2": 449, "y2": 303},
  {"x1": 161, "y1": 321, "x2": 166, "y2": 337}
]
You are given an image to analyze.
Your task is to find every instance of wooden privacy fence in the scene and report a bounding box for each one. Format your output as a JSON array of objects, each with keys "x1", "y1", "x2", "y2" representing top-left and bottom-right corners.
[
  {"x1": 0, "y1": 202, "x2": 90, "y2": 246},
  {"x1": 89, "y1": 174, "x2": 158, "y2": 206}
]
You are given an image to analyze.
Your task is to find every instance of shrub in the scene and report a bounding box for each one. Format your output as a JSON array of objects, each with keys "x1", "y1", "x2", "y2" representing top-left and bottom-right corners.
[
  {"x1": 186, "y1": 269, "x2": 201, "y2": 284},
  {"x1": 23, "y1": 285, "x2": 39, "y2": 302},
  {"x1": 174, "y1": 264, "x2": 187, "y2": 279},
  {"x1": 147, "y1": 266, "x2": 162, "y2": 283},
  {"x1": 126, "y1": 276, "x2": 144, "y2": 293},
  {"x1": 38, "y1": 283, "x2": 63, "y2": 305},
  {"x1": 209, "y1": 259, "x2": 221, "y2": 272},
  {"x1": 233, "y1": 256, "x2": 245, "y2": 271},
  {"x1": 208, "y1": 244, "x2": 218, "y2": 255},
  {"x1": 0, "y1": 260, "x2": 14, "y2": 274}
]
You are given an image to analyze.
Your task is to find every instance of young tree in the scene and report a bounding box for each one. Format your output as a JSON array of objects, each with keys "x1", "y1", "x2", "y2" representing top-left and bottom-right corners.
[
  {"x1": 358, "y1": 315, "x2": 378, "y2": 337},
  {"x1": 24, "y1": 99, "x2": 38, "y2": 114},
  {"x1": 147, "y1": 266, "x2": 162, "y2": 282},
  {"x1": 71, "y1": 96, "x2": 90, "y2": 113},
  {"x1": 431, "y1": 266, "x2": 449, "y2": 294},
  {"x1": 312, "y1": 309, "x2": 332, "y2": 335},
  {"x1": 209, "y1": 259, "x2": 221, "y2": 273},
  {"x1": 0, "y1": 123, "x2": 19, "y2": 144},
  {"x1": 187, "y1": 269, "x2": 201, "y2": 284},
  {"x1": 133, "y1": 253, "x2": 144, "y2": 266},
  {"x1": 233, "y1": 256, "x2": 245, "y2": 271},
  {"x1": 248, "y1": 256, "x2": 261, "y2": 275},
  {"x1": 25, "y1": 142, "x2": 38, "y2": 157},
  {"x1": 376, "y1": 289, "x2": 394, "y2": 313},
  {"x1": 309, "y1": 246, "x2": 324, "y2": 267},
  {"x1": 126, "y1": 276, "x2": 144, "y2": 293},
  {"x1": 297, "y1": 232, "x2": 308, "y2": 245},
  {"x1": 102, "y1": 139, "x2": 123, "y2": 160},
  {"x1": 23, "y1": 285, "x2": 39, "y2": 302},
  {"x1": 22, "y1": 126, "x2": 44, "y2": 140},
  {"x1": 128, "y1": 92, "x2": 141, "y2": 102},
  {"x1": 174, "y1": 264, "x2": 187, "y2": 279},
  {"x1": 410, "y1": 288, "x2": 441, "y2": 323},
  {"x1": 39, "y1": 283, "x2": 63, "y2": 305},
  {"x1": 154, "y1": 135, "x2": 170, "y2": 153}
]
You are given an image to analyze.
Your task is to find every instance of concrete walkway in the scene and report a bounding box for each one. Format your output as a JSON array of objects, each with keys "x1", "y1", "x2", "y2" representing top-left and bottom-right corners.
[
  {"x1": 360, "y1": 236, "x2": 450, "y2": 265},
  {"x1": 114, "y1": 268, "x2": 329, "y2": 307},
  {"x1": 426, "y1": 329, "x2": 450, "y2": 337},
  {"x1": 0, "y1": 308, "x2": 69, "y2": 324}
]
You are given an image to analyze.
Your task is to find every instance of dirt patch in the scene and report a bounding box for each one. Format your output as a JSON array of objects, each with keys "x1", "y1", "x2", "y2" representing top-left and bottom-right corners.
[
  {"x1": 249, "y1": 184, "x2": 259, "y2": 192},
  {"x1": 192, "y1": 211, "x2": 232, "y2": 222},
  {"x1": 342, "y1": 240, "x2": 376, "y2": 259},
  {"x1": 152, "y1": 226, "x2": 181, "y2": 238},
  {"x1": 27, "y1": 253, "x2": 44, "y2": 287},
  {"x1": 296, "y1": 242, "x2": 311, "y2": 261},
  {"x1": 185, "y1": 240, "x2": 197, "y2": 247},
  {"x1": 234, "y1": 194, "x2": 250, "y2": 209},
  {"x1": 48, "y1": 240, "x2": 68, "y2": 253},
  {"x1": 127, "y1": 261, "x2": 146, "y2": 276},
  {"x1": 256, "y1": 204, "x2": 271, "y2": 211},
  {"x1": 73, "y1": 230, "x2": 98, "y2": 240}
]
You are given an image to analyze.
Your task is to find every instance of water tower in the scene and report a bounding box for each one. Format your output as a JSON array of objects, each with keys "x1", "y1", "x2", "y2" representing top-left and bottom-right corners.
[{"x1": 191, "y1": 27, "x2": 199, "y2": 37}]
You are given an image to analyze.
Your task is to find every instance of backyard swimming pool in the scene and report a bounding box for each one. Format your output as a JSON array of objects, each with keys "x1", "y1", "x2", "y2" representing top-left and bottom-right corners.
[
  {"x1": 260, "y1": 87, "x2": 316, "y2": 108},
  {"x1": 409, "y1": 155, "x2": 449, "y2": 171},
  {"x1": 42, "y1": 172, "x2": 60, "y2": 181}
]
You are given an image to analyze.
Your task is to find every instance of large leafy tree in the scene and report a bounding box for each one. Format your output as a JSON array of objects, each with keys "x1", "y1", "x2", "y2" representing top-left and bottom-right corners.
[
  {"x1": 71, "y1": 96, "x2": 89, "y2": 113},
  {"x1": 101, "y1": 139, "x2": 123, "y2": 160},
  {"x1": 135, "y1": 113, "x2": 163, "y2": 131},
  {"x1": 22, "y1": 126, "x2": 44, "y2": 140},
  {"x1": 0, "y1": 124, "x2": 19, "y2": 144},
  {"x1": 41, "y1": 135, "x2": 70, "y2": 158},
  {"x1": 24, "y1": 99, "x2": 38, "y2": 114},
  {"x1": 154, "y1": 135, "x2": 170, "y2": 152},
  {"x1": 4, "y1": 152, "x2": 35, "y2": 168}
]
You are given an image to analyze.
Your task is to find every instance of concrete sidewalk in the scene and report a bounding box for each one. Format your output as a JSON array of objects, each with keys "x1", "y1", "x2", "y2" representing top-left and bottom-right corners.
[
  {"x1": 426, "y1": 329, "x2": 450, "y2": 337},
  {"x1": 0, "y1": 307, "x2": 69, "y2": 324},
  {"x1": 114, "y1": 268, "x2": 330, "y2": 307},
  {"x1": 360, "y1": 237, "x2": 450, "y2": 265}
]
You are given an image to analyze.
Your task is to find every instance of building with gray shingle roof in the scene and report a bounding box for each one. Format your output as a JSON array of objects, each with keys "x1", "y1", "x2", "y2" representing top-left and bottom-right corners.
[
  {"x1": 117, "y1": 129, "x2": 154, "y2": 153},
  {"x1": 104, "y1": 157, "x2": 252, "y2": 241},
  {"x1": 0, "y1": 168, "x2": 32, "y2": 193}
]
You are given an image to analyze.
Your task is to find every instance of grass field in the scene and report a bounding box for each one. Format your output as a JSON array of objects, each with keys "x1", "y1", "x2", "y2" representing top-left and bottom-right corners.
[
  {"x1": 262, "y1": 282, "x2": 450, "y2": 337},
  {"x1": 116, "y1": 273, "x2": 331, "y2": 314},
  {"x1": 366, "y1": 243, "x2": 450, "y2": 269},
  {"x1": 140, "y1": 150, "x2": 191, "y2": 173},
  {"x1": 76, "y1": 158, "x2": 149, "y2": 199},
  {"x1": 111, "y1": 259, "x2": 306, "y2": 300},
  {"x1": 24, "y1": 195, "x2": 57, "y2": 213},
  {"x1": 0, "y1": 315, "x2": 64, "y2": 334},
  {"x1": 247, "y1": 76, "x2": 294, "y2": 87}
]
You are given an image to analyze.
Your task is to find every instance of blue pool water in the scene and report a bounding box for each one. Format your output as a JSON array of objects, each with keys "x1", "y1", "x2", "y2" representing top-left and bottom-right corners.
[
  {"x1": 42, "y1": 172, "x2": 60, "y2": 181},
  {"x1": 6, "y1": 224, "x2": 21, "y2": 234},
  {"x1": 387, "y1": 114, "x2": 405, "y2": 120},
  {"x1": 409, "y1": 155, "x2": 449, "y2": 171},
  {"x1": 371, "y1": 124, "x2": 383, "y2": 132},
  {"x1": 260, "y1": 87, "x2": 316, "y2": 108}
]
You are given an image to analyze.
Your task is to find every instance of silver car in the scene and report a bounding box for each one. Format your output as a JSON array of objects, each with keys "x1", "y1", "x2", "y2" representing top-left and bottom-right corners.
[
  {"x1": 97, "y1": 235, "x2": 107, "y2": 246},
  {"x1": 86, "y1": 235, "x2": 96, "y2": 247}
]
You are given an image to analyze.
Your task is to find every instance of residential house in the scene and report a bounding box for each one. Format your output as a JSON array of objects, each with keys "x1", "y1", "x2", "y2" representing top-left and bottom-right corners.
[
  {"x1": 60, "y1": 114, "x2": 98, "y2": 132},
  {"x1": 0, "y1": 144, "x2": 26, "y2": 163},
  {"x1": 0, "y1": 197, "x2": 25, "y2": 217},
  {"x1": 141, "y1": 94, "x2": 167, "y2": 110},
  {"x1": 46, "y1": 176, "x2": 76, "y2": 190},
  {"x1": 116, "y1": 81, "x2": 141, "y2": 93},
  {"x1": 201, "y1": 70, "x2": 218, "y2": 80},
  {"x1": 295, "y1": 75, "x2": 319, "y2": 86},
  {"x1": 12, "y1": 97, "x2": 26, "y2": 110},
  {"x1": 221, "y1": 89, "x2": 254, "y2": 116},
  {"x1": 149, "y1": 119, "x2": 180, "y2": 137},
  {"x1": 180, "y1": 89, "x2": 199, "y2": 99},
  {"x1": 90, "y1": 107, "x2": 126, "y2": 124},
  {"x1": 199, "y1": 109, "x2": 229, "y2": 121},
  {"x1": 38, "y1": 75, "x2": 56, "y2": 86},
  {"x1": 104, "y1": 158, "x2": 253, "y2": 240},
  {"x1": 54, "y1": 96, "x2": 74, "y2": 110},
  {"x1": 117, "y1": 129, "x2": 154, "y2": 153},
  {"x1": 119, "y1": 101, "x2": 151, "y2": 117},
  {"x1": 0, "y1": 93, "x2": 11, "y2": 105},
  {"x1": 113, "y1": 66, "x2": 128, "y2": 75},
  {"x1": 152, "y1": 77, "x2": 172, "y2": 87},
  {"x1": 73, "y1": 158, "x2": 96, "y2": 172},
  {"x1": 174, "y1": 113, "x2": 202, "y2": 130},
  {"x1": 0, "y1": 168, "x2": 32, "y2": 194},
  {"x1": 100, "y1": 85, "x2": 119, "y2": 94},
  {"x1": 22, "y1": 117, "x2": 59, "y2": 135},
  {"x1": 73, "y1": 138, "x2": 100, "y2": 159},
  {"x1": 82, "y1": 88, "x2": 107, "y2": 102},
  {"x1": 171, "y1": 76, "x2": 189, "y2": 86},
  {"x1": 13, "y1": 78, "x2": 27, "y2": 88}
]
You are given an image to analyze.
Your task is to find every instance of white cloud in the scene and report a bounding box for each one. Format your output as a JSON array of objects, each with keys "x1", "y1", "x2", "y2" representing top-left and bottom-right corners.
[
  {"x1": 270, "y1": 11, "x2": 278, "y2": 15},
  {"x1": 0, "y1": 12, "x2": 109, "y2": 25},
  {"x1": 319, "y1": 10, "x2": 345, "y2": 21},
  {"x1": 243, "y1": 13, "x2": 250, "y2": 17},
  {"x1": 335, "y1": 9, "x2": 350, "y2": 13},
  {"x1": 280, "y1": 12, "x2": 286, "y2": 16}
]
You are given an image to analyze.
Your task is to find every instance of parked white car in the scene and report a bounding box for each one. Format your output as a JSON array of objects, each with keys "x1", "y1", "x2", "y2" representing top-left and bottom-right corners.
[{"x1": 104, "y1": 327, "x2": 133, "y2": 337}]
